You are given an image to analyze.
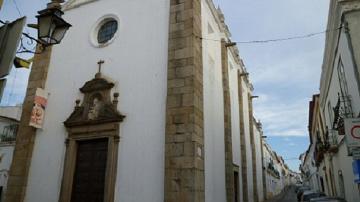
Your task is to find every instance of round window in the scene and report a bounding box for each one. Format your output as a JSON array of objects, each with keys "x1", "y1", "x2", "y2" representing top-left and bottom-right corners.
[{"x1": 97, "y1": 19, "x2": 118, "y2": 44}]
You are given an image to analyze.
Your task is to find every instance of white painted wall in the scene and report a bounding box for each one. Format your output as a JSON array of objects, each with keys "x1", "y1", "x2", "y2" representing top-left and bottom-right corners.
[
  {"x1": 0, "y1": 145, "x2": 14, "y2": 201},
  {"x1": 242, "y1": 84, "x2": 254, "y2": 202},
  {"x1": 202, "y1": 1, "x2": 226, "y2": 201},
  {"x1": 0, "y1": 106, "x2": 21, "y2": 121},
  {"x1": 228, "y1": 55, "x2": 244, "y2": 202},
  {"x1": 253, "y1": 123, "x2": 264, "y2": 202},
  {"x1": 229, "y1": 59, "x2": 241, "y2": 170},
  {"x1": 0, "y1": 146, "x2": 14, "y2": 174},
  {"x1": 25, "y1": 0, "x2": 170, "y2": 201}
]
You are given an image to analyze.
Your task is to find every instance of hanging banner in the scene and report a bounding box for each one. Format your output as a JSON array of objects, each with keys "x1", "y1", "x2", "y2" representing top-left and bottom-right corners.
[
  {"x1": 0, "y1": 17, "x2": 26, "y2": 78},
  {"x1": 29, "y1": 88, "x2": 48, "y2": 129}
]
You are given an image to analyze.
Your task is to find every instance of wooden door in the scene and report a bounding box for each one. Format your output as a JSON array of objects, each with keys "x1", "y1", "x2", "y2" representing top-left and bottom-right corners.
[
  {"x1": 234, "y1": 171, "x2": 239, "y2": 202},
  {"x1": 71, "y1": 139, "x2": 108, "y2": 202}
]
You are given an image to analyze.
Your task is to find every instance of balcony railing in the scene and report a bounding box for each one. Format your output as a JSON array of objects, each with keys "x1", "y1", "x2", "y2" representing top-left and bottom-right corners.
[
  {"x1": 333, "y1": 94, "x2": 353, "y2": 135},
  {"x1": 314, "y1": 139, "x2": 330, "y2": 166},
  {"x1": 0, "y1": 124, "x2": 18, "y2": 144},
  {"x1": 267, "y1": 163, "x2": 280, "y2": 179},
  {"x1": 327, "y1": 130, "x2": 339, "y2": 153},
  {"x1": 0, "y1": 134, "x2": 16, "y2": 143}
]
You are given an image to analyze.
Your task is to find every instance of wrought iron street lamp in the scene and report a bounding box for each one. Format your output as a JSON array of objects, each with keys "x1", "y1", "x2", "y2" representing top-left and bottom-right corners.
[
  {"x1": 15, "y1": 0, "x2": 71, "y2": 54},
  {"x1": 36, "y1": 0, "x2": 71, "y2": 46}
]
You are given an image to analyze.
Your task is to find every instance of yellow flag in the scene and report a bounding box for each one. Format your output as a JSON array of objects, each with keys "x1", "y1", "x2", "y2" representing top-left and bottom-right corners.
[{"x1": 13, "y1": 57, "x2": 33, "y2": 68}]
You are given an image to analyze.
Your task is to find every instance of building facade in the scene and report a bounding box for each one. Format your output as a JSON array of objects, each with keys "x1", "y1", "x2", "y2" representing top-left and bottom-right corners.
[
  {"x1": 0, "y1": 106, "x2": 21, "y2": 202},
  {"x1": 301, "y1": 0, "x2": 360, "y2": 201}
]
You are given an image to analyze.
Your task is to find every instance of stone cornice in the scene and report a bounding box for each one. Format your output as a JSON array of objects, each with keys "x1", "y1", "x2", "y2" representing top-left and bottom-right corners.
[
  {"x1": 204, "y1": 1, "x2": 254, "y2": 88},
  {"x1": 205, "y1": 0, "x2": 230, "y2": 38},
  {"x1": 62, "y1": 0, "x2": 98, "y2": 11}
]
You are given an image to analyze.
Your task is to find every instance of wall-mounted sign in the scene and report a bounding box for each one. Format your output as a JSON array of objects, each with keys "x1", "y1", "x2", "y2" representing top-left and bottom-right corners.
[
  {"x1": 344, "y1": 118, "x2": 360, "y2": 149},
  {"x1": 29, "y1": 88, "x2": 48, "y2": 129}
]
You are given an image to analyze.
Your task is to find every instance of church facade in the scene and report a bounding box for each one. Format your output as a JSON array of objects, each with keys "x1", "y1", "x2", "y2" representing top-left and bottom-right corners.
[{"x1": 5, "y1": 0, "x2": 264, "y2": 202}]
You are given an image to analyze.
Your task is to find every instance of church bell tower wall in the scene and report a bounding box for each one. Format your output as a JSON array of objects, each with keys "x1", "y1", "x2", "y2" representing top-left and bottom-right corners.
[{"x1": 165, "y1": 0, "x2": 205, "y2": 201}]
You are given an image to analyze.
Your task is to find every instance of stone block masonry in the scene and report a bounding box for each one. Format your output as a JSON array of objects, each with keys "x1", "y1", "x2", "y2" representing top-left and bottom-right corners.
[
  {"x1": 5, "y1": 46, "x2": 52, "y2": 202},
  {"x1": 249, "y1": 98, "x2": 259, "y2": 202},
  {"x1": 165, "y1": 0, "x2": 205, "y2": 201},
  {"x1": 238, "y1": 71, "x2": 249, "y2": 202},
  {"x1": 221, "y1": 40, "x2": 234, "y2": 202}
]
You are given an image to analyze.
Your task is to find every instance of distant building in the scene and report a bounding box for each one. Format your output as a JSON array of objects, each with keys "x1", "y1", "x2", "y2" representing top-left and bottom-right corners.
[
  {"x1": 0, "y1": 106, "x2": 21, "y2": 202},
  {"x1": 262, "y1": 140, "x2": 294, "y2": 199}
]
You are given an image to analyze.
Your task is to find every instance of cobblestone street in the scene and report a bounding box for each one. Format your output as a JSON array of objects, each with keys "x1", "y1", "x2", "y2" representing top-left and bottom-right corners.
[{"x1": 265, "y1": 186, "x2": 297, "y2": 202}]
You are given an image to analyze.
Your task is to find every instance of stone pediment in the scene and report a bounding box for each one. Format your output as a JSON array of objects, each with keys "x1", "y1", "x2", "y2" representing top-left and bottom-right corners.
[
  {"x1": 64, "y1": 73, "x2": 125, "y2": 127},
  {"x1": 80, "y1": 76, "x2": 114, "y2": 93},
  {"x1": 62, "y1": 0, "x2": 99, "y2": 11}
]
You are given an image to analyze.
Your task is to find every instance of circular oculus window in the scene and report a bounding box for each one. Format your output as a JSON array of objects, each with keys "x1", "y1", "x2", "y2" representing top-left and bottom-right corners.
[
  {"x1": 90, "y1": 15, "x2": 119, "y2": 48},
  {"x1": 97, "y1": 20, "x2": 118, "y2": 44}
]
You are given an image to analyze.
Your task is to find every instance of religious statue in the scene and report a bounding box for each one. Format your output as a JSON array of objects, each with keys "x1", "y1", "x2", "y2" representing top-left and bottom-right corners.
[{"x1": 88, "y1": 97, "x2": 102, "y2": 120}]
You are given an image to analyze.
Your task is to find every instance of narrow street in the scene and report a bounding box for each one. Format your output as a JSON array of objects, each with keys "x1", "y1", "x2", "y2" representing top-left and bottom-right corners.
[{"x1": 265, "y1": 186, "x2": 297, "y2": 202}]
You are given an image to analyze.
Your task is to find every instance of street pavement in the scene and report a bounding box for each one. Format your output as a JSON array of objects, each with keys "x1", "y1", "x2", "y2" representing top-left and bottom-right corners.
[{"x1": 265, "y1": 186, "x2": 298, "y2": 202}]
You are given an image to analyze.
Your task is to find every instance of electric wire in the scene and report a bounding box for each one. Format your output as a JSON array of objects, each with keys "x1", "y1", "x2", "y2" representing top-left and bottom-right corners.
[
  {"x1": 10, "y1": 0, "x2": 33, "y2": 36},
  {"x1": 283, "y1": 158, "x2": 301, "y2": 161},
  {"x1": 199, "y1": 26, "x2": 343, "y2": 44},
  {"x1": 1, "y1": 19, "x2": 343, "y2": 46},
  {"x1": 12, "y1": 0, "x2": 23, "y2": 17}
]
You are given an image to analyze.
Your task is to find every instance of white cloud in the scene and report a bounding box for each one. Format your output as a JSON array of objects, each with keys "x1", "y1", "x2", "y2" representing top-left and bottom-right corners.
[
  {"x1": 250, "y1": 47, "x2": 323, "y2": 86},
  {"x1": 253, "y1": 95, "x2": 310, "y2": 137},
  {"x1": 288, "y1": 142, "x2": 297, "y2": 146}
]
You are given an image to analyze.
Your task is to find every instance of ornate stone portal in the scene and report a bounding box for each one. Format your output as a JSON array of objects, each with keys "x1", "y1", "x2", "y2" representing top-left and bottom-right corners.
[{"x1": 59, "y1": 71, "x2": 125, "y2": 202}]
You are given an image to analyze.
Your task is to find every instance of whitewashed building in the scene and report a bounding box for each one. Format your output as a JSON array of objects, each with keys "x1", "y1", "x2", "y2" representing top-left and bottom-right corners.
[
  {"x1": 5, "y1": 1, "x2": 267, "y2": 202},
  {"x1": 252, "y1": 119, "x2": 265, "y2": 202},
  {"x1": 262, "y1": 141, "x2": 292, "y2": 199},
  {"x1": 320, "y1": 0, "x2": 360, "y2": 201},
  {"x1": 300, "y1": 0, "x2": 360, "y2": 201}
]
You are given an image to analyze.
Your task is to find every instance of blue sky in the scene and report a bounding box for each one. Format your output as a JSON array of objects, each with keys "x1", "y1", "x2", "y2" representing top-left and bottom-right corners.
[
  {"x1": 1, "y1": 0, "x2": 330, "y2": 171},
  {"x1": 213, "y1": 0, "x2": 330, "y2": 171},
  {"x1": 0, "y1": 0, "x2": 45, "y2": 106}
]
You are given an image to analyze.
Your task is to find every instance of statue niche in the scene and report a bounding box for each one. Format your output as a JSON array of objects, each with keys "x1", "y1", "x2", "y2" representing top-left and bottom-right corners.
[
  {"x1": 64, "y1": 73, "x2": 125, "y2": 127},
  {"x1": 88, "y1": 93, "x2": 103, "y2": 120}
]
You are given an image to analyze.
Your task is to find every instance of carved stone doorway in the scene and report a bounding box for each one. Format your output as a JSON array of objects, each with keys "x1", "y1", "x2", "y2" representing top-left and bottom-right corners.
[{"x1": 59, "y1": 72, "x2": 125, "y2": 202}]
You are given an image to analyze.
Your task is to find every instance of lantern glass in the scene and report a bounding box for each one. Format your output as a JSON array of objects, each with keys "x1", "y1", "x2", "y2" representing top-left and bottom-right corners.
[
  {"x1": 52, "y1": 24, "x2": 70, "y2": 44},
  {"x1": 37, "y1": 14, "x2": 52, "y2": 44},
  {"x1": 37, "y1": 7, "x2": 71, "y2": 46}
]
